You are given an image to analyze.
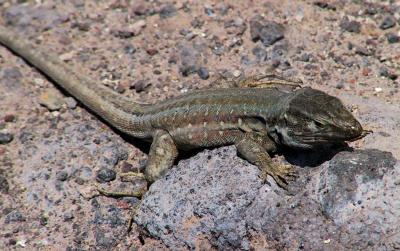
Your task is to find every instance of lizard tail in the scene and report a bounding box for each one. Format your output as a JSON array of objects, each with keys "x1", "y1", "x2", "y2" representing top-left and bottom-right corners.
[{"x1": 0, "y1": 26, "x2": 151, "y2": 138}]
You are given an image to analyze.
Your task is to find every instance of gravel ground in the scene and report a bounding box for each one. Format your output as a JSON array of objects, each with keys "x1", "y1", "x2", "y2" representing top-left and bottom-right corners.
[{"x1": 0, "y1": 0, "x2": 399, "y2": 250}]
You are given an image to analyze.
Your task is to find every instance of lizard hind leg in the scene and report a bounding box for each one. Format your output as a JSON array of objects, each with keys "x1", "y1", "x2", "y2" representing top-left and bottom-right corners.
[
  {"x1": 235, "y1": 134, "x2": 297, "y2": 189},
  {"x1": 96, "y1": 130, "x2": 178, "y2": 198},
  {"x1": 144, "y1": 129, "x2": 179, "y2": 183}
]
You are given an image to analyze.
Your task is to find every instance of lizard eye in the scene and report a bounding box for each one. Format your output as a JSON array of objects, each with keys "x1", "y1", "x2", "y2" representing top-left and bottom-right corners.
[{"x1": 313, "y1": 121, "x2": 324, "y2": 128}]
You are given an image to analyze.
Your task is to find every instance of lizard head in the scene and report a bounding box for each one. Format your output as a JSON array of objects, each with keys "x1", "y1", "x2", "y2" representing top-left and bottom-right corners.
[{"x1": 271, "y1": 87, "x2": 369, "y2": 149}]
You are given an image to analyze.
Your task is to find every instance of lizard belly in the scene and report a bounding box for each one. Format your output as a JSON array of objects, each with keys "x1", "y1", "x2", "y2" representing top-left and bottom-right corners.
[{"x1": 169, "y1": 122, "x2": 242, "y2": 149}]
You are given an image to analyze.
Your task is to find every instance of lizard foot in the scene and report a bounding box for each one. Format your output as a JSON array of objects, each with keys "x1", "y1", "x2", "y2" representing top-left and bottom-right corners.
[
  {"x1": 127, "y1": 203, "x2": 141, "y2": 233},
  {"x1": 261, "y1": 164, "x2": 298, "y2": 189},
  {"x1": 95, "y1": 184, "x2": 145, "y2": 198},
  {"x1": 119, "y1": 172, "x2": 146, "y2": 182}
]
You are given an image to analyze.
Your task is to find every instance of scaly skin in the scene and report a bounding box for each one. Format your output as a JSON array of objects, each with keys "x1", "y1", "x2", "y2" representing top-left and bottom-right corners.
[{"x1": 0, "y1": 26, "x2": 369, "y2": 190}]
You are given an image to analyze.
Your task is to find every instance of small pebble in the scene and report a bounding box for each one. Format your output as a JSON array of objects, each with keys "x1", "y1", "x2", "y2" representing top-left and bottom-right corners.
[
  {"x1": 335, "y1": 82, "x2": 345, "y2": 89},
  {"x1": 56, "y1": 171, "x2": 69, "y2": 181},
  {"x1": 124, "y1": 44, "x2": 136, "y2": 54},
  {"x1": 39, "y1": 90, "x2": 64, "y2": 111},
  {"x1": 130, "y1": 19, "x2": 146, "y2": 35},
  {"x1": 379, "y1": 67, "x2": 398, "y2": 80},
  {"x1": 191, "y1": 17, "x2": 204, "y2": 28},
  {"x1": 159, "y1": 4, "x2": 177, "y2": 19},
  {"x1": 354, "y1": 46, "x2": 371, "y2": 56},
  {"x1": 3, "y1": 114, "x2": 15, "y2": 123},
  {"x1": 340, "y1": 17, "x2": 361, "y2": 33},
  {"x1": 5, "y1": 210, "x2": 25, "y2": 224},
  {"x1": 63, "y1": 212, "x2": 74, "y2": 221},
  {"x1": 64, "y1": 97, "x2": 78, "y2": 109},
  {"x1": 0, "y1": 132, "x2": 13, "y2": 144},
  {"x1": 197, "y1": 67, "x2": 210, "y2": 80},
  {"x1": 374, "y1": 87, "x2": 383, "y2": 93},
  {"x1": 232, "y1": 70, "x2": 242, "y2": 78},
  {"x1": 146, "y1": 48, "x2": 158, "y2": 56},
  {"x1": 250, "y1": 17, "x2": 285, "y2": 47},
  {"x1": 96, "y1": 168, "x2": 116, "y2": 183},
  {"x1": 380, "y1": 15, "x2": 396, "y2": 30},
  {"x1": 386, "y1": 33, "x2": 400, "y2": 44},
  {"x1": 313, "y1": 1, "x2": 336, "y2": 10},
  {"x1": 252, "y1": 46, "x2": 267, "y2": 61},
  {"x1": 0, "y1": 175, "x2": 9, "y2": 193},
  {"x1": 133, "y1": 80, "x2": 150, "y2": 92},
  {"x1": 121, "y1": 162, "x2": 135, "y2": 173}
]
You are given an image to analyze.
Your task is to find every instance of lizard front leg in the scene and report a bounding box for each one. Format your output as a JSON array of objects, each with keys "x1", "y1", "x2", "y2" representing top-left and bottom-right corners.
[{"x1": 235, "y1": 133, "x2": 297, "y2": 188}]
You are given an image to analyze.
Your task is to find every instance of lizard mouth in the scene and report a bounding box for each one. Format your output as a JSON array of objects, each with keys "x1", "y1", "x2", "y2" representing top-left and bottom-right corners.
[
  {"x1": 345, "y1": 129, "x2": 372, "y2": 142},
  {"x1": 296, "y1": 129, "x2": 372, "y2": 145}
]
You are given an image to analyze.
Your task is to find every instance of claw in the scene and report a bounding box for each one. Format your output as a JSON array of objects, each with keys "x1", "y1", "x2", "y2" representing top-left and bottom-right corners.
[{"x1": 263, "y1": 164, "x2": 297, "y2": 189}]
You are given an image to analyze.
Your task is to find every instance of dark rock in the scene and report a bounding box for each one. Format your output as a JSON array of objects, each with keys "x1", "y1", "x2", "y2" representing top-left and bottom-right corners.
[
  {"x1": 63, "y1": 212, "x2": 74, "y2": 221},
  {"x1": 123, "y1": 44, "x2": 136, "y2": 55},
  {"x1": 379, "y1": 67, "x2": 398, "y2": 80},
  {"x1": 386, "y1": 33, "x2": 400, "y2": 44},
  {"x1": 159, "y1": 4, "x2": 177, "y2": 19},
  {"x1": 135, "y1": 146, "x2": 400, "y2": 249},
  {"x1": 252, "y1": 46, "x2": 267, "y2": 61},
  {"x1": 178, "y1": 44, "x2": 200, "y2": 76},
  {"x1": 250, "y1": 16, "x2": 285, "y2": 47},
  {"x1": 5, "y1": 210, "x2": 25, "y2": 223},
  {"x1": 96, "y1": 168, "x2": 116, "y2": 183},
  {"x1": 0, "y1": 175, "x2": 9, "y2": 193},
  {"x1": 56, "y1": 171, "x2": 69, "y2": 181},
  {"x1": 3, "y1": 114, "x2": 15, "y2": 123},
  {"x1": 318, "y1": 149, "x2": 396, "y2": 219},
  {"x1": 121, "y1": 162, "x2": 135, "y2": 173},
  {"x1": 380, "y1": 15, "x2": 396, "y2": 30},
  {"x1": 197, "y1": 67, "x2": 210, "y2": 80},
  {"x1": 131, "y1": 4, "x2": 152, "y2": 16},
  {"x1": 204, "y1": 6, "x2": 215, "y2": 16},
  {"x1": 335, "y1": 82, "x2": 345, "y2": 89},
  {"x1": 191, "y1": 17, "x2": 204, "y2": 28},
  {"x1": 112, "y1": 29, "x2": 135, "y2": 39},
  {"x1": 354, "y1": 45, "x2": 371, "y2": 56},
  {"x1": 146, "y1": 48, "x2": 158, "y2": 56},
  {"x1": 0, "y1": 133, "x2": 14, "y2": 144},
  {"x1": 298, "y1": 52, "x2": 312, "y2": 62},
  {"x1": 71, "y1": 21, "x2": 90, "y2": 31},
  {"x1": 313, "y1": 1, "x2": 336, "y2": 10},
  {"x1": 132, "y1": 80, "x2": 150, "y2": 93},
  {"x1": 340, "y1": 17, "x2": 361, "y2": 33},
  {"x1": 225, "y1": 17, "x2": 246, "y2": 36}
]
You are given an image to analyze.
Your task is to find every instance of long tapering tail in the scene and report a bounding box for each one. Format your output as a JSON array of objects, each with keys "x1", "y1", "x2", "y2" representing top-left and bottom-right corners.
[{"x1": 0, "y1": 26, "x2": 151, "y2": 138}]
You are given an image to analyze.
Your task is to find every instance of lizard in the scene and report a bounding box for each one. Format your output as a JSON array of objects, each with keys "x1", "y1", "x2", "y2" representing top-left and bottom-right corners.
[{"x1": 0, "y1": 26, "x2": 370, "y2": 192}]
